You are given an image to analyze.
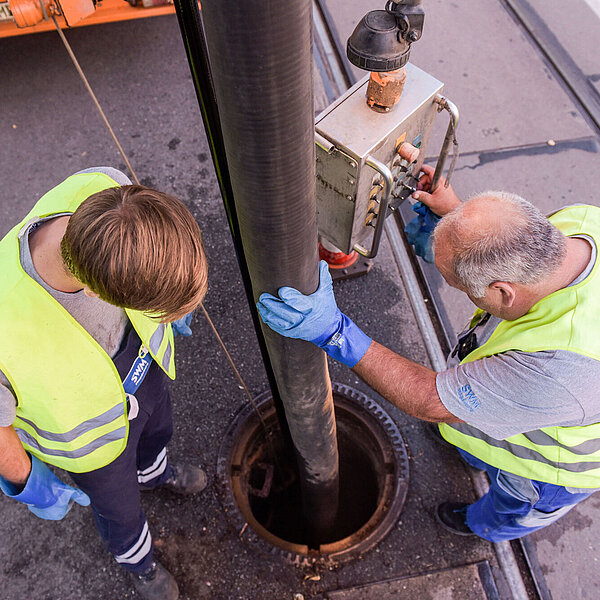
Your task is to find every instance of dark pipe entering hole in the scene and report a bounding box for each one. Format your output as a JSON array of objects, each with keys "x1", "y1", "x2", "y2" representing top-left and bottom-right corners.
[
  {"x1": 220, "y1": 385, "x2": 410, "y2": 565},
  {"x1": 243, "y1": 403, "x2": 382, "y2": 547}
]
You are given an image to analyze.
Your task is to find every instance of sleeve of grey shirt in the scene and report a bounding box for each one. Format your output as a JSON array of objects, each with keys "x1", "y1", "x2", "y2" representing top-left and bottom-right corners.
[
  {"x1": 0, "y1": 374, "x2": 17, "y2": 427},
  {"x1": 436, "y1": 349, "x2": 595, "y2": 439},
  {"x1": 75, "y1": 167, "x2": 132, "y2": 186}
]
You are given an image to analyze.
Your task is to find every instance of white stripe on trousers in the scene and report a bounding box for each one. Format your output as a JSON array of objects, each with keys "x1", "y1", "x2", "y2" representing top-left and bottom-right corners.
[
  {"x1": 137, "y1": 447, "x2": 167, "y2": 483},
  {"x1": 115, "y1": 521, "x2": 152, "y2": 565}
]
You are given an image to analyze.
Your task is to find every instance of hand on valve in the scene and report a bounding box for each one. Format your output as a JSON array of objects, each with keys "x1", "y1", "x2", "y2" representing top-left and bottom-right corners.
[
  {"x1": 412, "y1": 163, "x2": 461, "y2": 217},
  {"x1": 395, "y1": 144, "x2": 462, "y2": 263}
]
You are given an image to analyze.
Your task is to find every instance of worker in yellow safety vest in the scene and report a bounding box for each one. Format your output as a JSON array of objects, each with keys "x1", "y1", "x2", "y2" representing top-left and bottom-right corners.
[
  {"x1": 257, "y1": 163, "x2": 600, "y2": 542},
  {"x1": 0, "y1": 168, "x2": 208, "y2": 600}
]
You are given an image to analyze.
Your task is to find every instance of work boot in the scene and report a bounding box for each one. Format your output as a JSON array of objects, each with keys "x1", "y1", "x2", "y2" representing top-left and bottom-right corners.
[
  {"x1": 435, "y1": 502, "x2": 475, "y2": 536},
  {"x1": 160, "y1": 463, "x2": 208, "y2": 495},
  {"x1": 131, "y1": 561, "x2": 179, "y2": 600}
]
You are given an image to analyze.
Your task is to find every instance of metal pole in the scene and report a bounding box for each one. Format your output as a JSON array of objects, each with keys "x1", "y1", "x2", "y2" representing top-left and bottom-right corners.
[
  {"x1": 431, "y1": 96, "x2": 460, "y2": 192},
  {"x1": 179, "y1": 0, "x2": 340, "y2": 541}
]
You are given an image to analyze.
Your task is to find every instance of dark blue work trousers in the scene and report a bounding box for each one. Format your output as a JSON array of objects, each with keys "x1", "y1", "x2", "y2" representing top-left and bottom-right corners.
[
  {"x1": 69, "y1": 327, "x2": 173, "y2": 574},
  {"x1": 459, "y1": 449, "x2": 595, "y2": 542}
]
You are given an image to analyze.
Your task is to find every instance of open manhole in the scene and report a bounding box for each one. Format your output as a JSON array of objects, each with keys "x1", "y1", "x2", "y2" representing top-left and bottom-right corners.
[{"x1": 217, "y1": 382, "x2": 409, "y2": 566}]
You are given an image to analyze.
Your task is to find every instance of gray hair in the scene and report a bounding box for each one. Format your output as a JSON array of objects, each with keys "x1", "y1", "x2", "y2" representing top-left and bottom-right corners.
[{"x1": 432, "y1": 191, "x2": 566, "y2": 298}]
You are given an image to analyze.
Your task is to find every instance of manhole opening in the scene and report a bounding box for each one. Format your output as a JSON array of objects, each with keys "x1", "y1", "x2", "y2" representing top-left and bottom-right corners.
[
  {"x1": 219, "y1": 383, "x2": 410, "y2": 564},
  {"x1": 247, "y1": 405, "x2": 382, "y2": 545}
]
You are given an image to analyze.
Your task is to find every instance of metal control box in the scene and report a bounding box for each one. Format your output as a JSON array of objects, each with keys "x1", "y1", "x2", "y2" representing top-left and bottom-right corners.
[{"x1": 315, "y1": 63, "x2": 444, "y2": 255}]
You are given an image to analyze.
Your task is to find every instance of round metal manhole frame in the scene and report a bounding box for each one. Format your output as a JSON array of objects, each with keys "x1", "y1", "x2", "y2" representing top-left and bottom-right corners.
[{"x1": 216, "y1": 382, "x2": 410, "y2": 567}]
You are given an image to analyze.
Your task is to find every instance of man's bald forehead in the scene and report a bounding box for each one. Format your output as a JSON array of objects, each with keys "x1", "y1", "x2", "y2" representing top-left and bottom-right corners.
[
  {"x1": 458, "y1": 195, "x2": 528, "y2": 236},
  {"x1": 435, "y1": 194, "x2": 530, "y2": 254},
  {"x1": 431, "y1": 190, "x2": 566, "y2": 299}
]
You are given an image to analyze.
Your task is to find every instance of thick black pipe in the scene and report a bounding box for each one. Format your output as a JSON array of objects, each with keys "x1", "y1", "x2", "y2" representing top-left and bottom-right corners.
[
  {"x1": 172, "y1": 0, "x2": 293, "y2": 447},
  {"x1": 199, "y1": 0, "x2": 340, "y2": 539}
]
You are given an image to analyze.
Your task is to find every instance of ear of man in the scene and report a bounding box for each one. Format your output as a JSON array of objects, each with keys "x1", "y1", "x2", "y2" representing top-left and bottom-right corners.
[{"x1": 489, "y1": 281, "x2": 517, "y2": 308}]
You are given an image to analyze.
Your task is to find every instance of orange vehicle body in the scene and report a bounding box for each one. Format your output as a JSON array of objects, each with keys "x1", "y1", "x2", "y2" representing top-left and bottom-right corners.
[{"x1": 0, "y1": 0, "x2": 175, "y2": 38}]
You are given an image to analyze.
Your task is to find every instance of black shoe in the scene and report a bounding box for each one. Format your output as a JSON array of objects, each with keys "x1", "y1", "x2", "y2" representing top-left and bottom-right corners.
[
  {"x1": 160, "y1": 463, "x2": 208, "y2": 496},
  {"x1": 436, "y1": 502, "x2": 475, "y2": 536},
  {"x1": 132, "y1": 561, "x2": 179, "y2": 600}
]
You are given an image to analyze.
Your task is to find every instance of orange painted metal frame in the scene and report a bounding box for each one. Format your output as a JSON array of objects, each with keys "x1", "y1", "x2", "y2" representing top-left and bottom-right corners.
[{"x1": 0, "y1": 0, "x2": 175, "y2": 38}]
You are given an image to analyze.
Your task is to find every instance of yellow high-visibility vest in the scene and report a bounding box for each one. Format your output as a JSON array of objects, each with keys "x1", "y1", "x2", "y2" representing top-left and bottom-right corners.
[
  {"x1": 440, "y1": 204, "x2": 600, "y2": 487},
  {"x1": 0, "y1": 173, "x2": 175, "y2": 473}
]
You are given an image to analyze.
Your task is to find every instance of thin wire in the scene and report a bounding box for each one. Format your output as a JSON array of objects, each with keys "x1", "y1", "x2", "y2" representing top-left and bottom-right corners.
[
  {"x1": 51, "y1": 14, "x2": 271, "y2": 439},
  {"x1": 51, "y1": 14, "x2": 141, "y2": 186},
  {"x1": 198, "y1": 304, "x2": 270, "y2": 433}
]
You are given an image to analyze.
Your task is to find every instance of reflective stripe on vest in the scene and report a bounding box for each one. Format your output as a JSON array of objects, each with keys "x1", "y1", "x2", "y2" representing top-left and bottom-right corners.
[
  {"x1": 16, "y1": 426, "x2": 128, "y2": 460},
  {"x1": 0, "y1": 173, "x2": 175, "y2": 473},
  {"x1": 16, "y1": 402, "x2": 124, "y2": 443},
  {"x1": 127, "y1": 315, "x2": 175, "y2": 377},
  {"x1": 439, "y1": 205, "x2": 600, "y2": 488}
]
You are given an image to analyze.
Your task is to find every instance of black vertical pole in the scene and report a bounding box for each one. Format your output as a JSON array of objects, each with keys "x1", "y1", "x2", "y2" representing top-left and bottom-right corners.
[{"x1": 174, "y1": 0, "x2": 340, "y2": 540}]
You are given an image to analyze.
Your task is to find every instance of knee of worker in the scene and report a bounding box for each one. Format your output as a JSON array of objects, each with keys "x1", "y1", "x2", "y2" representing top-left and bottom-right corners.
[
  {"x1": 466, "y1": 497, "x2": 529, "y2": 542},
  {"x1": 468, "y1": 503, "x2": 576, "y2": 542},
  {"x1": 89, "y1": 491, "x2": 144, "y2": 529},
  {"x1": 91, "y1": 504, "x2": 147, "y2": 547},
  {"x1": 465, "y1": 478, "x2": 579, "y2": 542},
  {"x1": 464, "y1": 484, "x2": 531, "y2": 542},
  {"x1": 72, "y1": 472, "x2": 143, "y2": 525},
  {"x1": 515, "y1": 502, "x2": 578, "y2": 528}
]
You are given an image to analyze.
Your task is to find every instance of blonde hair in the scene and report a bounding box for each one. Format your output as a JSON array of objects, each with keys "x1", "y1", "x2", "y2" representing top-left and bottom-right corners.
[{"x1": 62, "y1": 185, "x2": 208, "y2": 321}]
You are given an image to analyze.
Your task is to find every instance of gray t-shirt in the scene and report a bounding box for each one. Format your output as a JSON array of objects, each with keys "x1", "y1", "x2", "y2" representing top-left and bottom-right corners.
[
  {"x1": 0, "y1": 168, "x2": 131, "y2": 426},
  {"x1": 436, "y1": 235, "x2": 600, "y2": 441}
]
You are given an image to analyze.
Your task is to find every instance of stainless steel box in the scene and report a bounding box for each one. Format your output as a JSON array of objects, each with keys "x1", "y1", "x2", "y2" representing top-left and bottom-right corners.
[{"x1": 315, "y1": 63, "x2": 444, "y2": 255}]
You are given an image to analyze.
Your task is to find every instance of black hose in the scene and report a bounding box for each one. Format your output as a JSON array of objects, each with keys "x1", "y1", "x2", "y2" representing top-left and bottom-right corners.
[
  {"x1": 172, "y1": 0, "x2": 293, "y2": 447},
  {"x1": 199, "y1": 0, "x2": 340, "y2": 540}
]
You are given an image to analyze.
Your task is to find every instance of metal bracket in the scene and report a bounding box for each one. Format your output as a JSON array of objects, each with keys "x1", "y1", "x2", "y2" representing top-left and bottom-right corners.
[
  {"x1": 431, "y1": 95, "x2": 460, "y2": 192},
  {"x1": 353, "y1": 155, "x2": 393, "y2": 259},
  {"x1": 386, "y1": 0, "x2": 425, "y2": 43},
  {"x1": 247, "y1": 462, "x2": 274, "y2": 499}
]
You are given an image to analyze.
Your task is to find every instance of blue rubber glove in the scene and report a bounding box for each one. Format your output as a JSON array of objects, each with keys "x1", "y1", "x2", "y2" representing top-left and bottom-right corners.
[
  {"x1": 172, "y1": 312, "x2": 193, "y2": 337},
  {"x1": 0, "y1": 454, "x2": 90, "y2": 520},
  {"x1": 404, "y1": 201, "x2": 442, "y2": 263},
  {"x1": 257, "y1": 261, "x2": 372, "y2": 367}
]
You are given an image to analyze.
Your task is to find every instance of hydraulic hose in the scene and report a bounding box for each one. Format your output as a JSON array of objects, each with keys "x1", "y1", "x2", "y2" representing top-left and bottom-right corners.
[
  {"x1": 172, "y1": 0, "x2": 295, "y2": 447},
  {"x1": 182, "y1": 0, "x2": 340, "y2": 540}
]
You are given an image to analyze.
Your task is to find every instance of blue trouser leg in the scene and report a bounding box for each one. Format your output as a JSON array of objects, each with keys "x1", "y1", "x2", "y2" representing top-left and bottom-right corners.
[
  {"x1": 136, "y1": 370, "x2": 174, "y2": 489},
  {"x1": 69, "y1": 328, "x2": 173, "y2": 574},
  {"x1": 457, "y1": 449, "x2": 594, "y2": 542}
]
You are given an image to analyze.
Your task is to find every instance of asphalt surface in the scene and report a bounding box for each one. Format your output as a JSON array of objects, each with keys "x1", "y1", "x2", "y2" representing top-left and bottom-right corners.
[{"x1": 1, "y1": 0, "x2": 599, "y2": 598}]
